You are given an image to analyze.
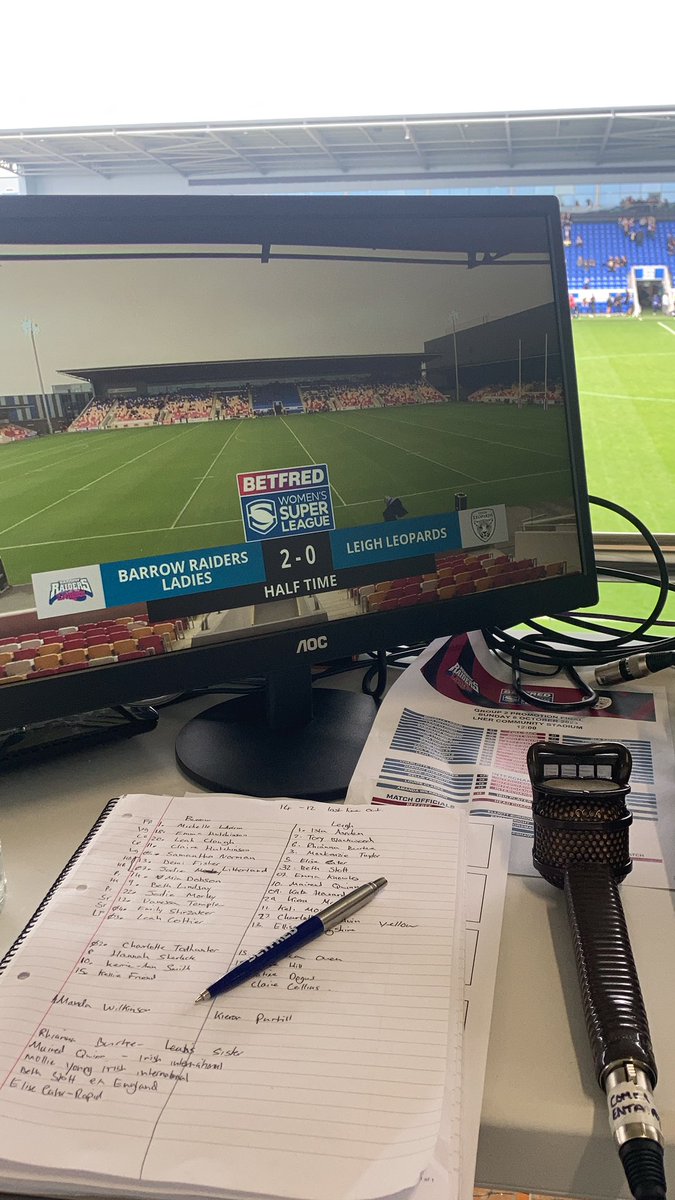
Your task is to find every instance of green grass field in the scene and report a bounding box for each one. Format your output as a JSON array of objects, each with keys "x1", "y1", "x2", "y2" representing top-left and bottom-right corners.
[
  {"x1": 1, "y1": 316, "x2": 673, "y2": 600},
  {"x1": 575, "y1": 315, "x2": 675, "y2": 533},
  {"x1": 0, "y1": 403, "x2": 573, "y2": 585}
]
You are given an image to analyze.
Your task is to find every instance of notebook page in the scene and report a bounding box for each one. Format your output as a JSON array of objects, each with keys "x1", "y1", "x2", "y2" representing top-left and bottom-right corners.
[{"x1": 0, "y1": 796, "x2": 465, "y2": 1200}]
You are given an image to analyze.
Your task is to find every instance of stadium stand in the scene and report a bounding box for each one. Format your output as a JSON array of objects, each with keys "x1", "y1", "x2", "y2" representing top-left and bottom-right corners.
[
  {"x1": 467, "y1": 381, "x2": 563, "y2": 405},
  {"x1": 68, "y1": 401, "x2": 110, "y2": 432},
  {"x1": 563, "y1": 216, "x2": 675, "y2": 312},
  {"x1": 65, "y1": 377, "x2": 449, "y2": 431},
  {"x1": 0, "y1": 424, "x2": 37, "y2": 444},
  {"x1": 159, "y1": 392, "x2": 214, "y2": 423},
  {"x1": 349, "y1": 549, "x2": 562, "y2": 614},
  {"x1": 0, "y1": 617, "x2": 185, "y2": 685}
]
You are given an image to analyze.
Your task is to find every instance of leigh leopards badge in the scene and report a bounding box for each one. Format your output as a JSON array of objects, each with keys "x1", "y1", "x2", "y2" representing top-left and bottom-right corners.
[{"x1": 470, "y1": 508, "x2": 496, "y2": 542}]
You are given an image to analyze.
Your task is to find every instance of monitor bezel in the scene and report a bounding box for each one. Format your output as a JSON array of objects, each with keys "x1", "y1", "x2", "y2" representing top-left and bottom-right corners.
[{"x1": 0, "y1": 193, "x2": 597, "y2": 732}]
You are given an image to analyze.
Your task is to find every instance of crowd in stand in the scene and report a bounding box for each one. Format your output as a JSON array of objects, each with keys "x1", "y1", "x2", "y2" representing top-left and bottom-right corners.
[
  {"x1": 302, "y1": 390, "x2": 333, "y2": 412},
  {"x1": 216, "y1": 393, "x2": 252, "y2": 419},
  {"x1": 114, "y1": 397, "x2": 161, "y2": 424},
  {"x1": 68, "y1": 401, "x2": 110, "y2": 431},
  {"x1": 618, "y1": 214, "x2": 658, "y2": 240},
  {"x1": 467, "y1": 381, "x2": 563, "y2": 405},
  {"x1": 378, "y1": 382, "x2": 445, "y2": 407},
  {"x1": 160, "y1": 393, "x2": 213, "y2": 423},
  {"x1": 66, "y1": 378, "x2": 450, "y2": 432},
  {"x1": 0, "y1": 424, "x2": 36, "y2": 442},
  {"x1": 300, "y1": 378, "x2": 445, "y2": 411}
]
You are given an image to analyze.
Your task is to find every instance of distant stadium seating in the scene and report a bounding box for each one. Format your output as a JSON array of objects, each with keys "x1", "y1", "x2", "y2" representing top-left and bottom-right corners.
[
  {"x1": 0, "y1": 616, "x2": 186, "y2": 686},
  {"x1": 0, "y1": 424, "x2": 38, "y2": 444},
  {"x1": 350, "y1": 550, "x2": 556, "y2": 614},
  {"x1": 467, "y1": 382, "x2": 563, "y2": 405},
  {"x1": 65, "y1": 377, "x2": 450, "y2": 431},
  {"x1": 563, "y1": 216, "x2": 675, "y2": 312}
]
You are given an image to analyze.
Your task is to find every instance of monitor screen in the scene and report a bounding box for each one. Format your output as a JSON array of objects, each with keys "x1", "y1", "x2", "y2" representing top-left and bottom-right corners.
[{"x1": 0, "y1": 196, "x2": 596, "y2": 793}]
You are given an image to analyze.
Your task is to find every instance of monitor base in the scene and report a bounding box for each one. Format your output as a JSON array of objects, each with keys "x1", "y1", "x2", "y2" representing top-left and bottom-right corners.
[{"x1": 175, "y1": 687, "x2": 377, "y2": 801}]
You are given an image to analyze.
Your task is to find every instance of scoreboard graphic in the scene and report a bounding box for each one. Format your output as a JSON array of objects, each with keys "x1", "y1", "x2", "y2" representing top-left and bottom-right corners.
[{"x1": 31, "y1": 459, "x2": 508, "y2": 617}]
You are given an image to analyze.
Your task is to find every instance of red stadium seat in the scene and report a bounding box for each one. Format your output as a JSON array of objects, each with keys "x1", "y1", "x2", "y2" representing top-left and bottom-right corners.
[
  {"x1": 117, "y1": 650, "x2": 148, "y2": 662},
  {"x1": 135, "y1": 635, "x2": 164, "y2": 655}
]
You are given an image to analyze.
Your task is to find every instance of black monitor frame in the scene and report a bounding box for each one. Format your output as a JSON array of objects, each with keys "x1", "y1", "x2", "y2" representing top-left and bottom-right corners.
[{"x1": 0, "y1": 194, "x2": 597, "y2": 743}]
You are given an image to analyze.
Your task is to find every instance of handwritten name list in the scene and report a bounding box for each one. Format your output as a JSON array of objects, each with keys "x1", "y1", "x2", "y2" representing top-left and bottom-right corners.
[{"x1": 0, "y1": 795, "x2": 466, "y2": 1200}]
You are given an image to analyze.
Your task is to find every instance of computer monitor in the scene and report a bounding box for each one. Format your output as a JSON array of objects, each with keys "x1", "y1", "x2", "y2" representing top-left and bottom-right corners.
[{"x1": 0, "y1": 195, "x2": 596, "y2": 797}]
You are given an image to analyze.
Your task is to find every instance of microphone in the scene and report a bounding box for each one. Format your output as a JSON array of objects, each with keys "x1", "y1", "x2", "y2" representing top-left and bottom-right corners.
[
  {"x1": 594, "y1": 651, "x2": 675, "y2": 688},
  {"x1": 527, "y1": 741, "x2": 667, "y2": 1200}
]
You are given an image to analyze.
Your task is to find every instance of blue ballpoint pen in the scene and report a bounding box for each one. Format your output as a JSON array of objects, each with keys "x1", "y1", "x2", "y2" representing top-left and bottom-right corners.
[{"x1": 194, "y1": 877, "x2": 387, "y2": 1002}]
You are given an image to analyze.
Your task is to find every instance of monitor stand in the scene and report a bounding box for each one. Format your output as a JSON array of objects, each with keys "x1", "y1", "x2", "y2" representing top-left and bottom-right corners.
[{"x1": 174, "y1": 664, "x2": 377, "y2": 801}]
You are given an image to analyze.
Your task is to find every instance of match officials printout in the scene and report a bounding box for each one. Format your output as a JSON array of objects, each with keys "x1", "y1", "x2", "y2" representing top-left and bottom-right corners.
[{"x1": 0, "y1": 796, "x2": 467, "y2": 1200}]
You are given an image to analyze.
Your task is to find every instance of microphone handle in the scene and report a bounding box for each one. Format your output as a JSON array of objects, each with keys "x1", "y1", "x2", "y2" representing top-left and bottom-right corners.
[{"x1": 563, "y1": 862, "x2": 657, "y2": 1087}]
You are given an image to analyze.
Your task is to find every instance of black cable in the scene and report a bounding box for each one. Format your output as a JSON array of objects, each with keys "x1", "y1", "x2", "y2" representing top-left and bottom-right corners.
[
  {"x1": 361, "y1": 649, "x2": 389, "y2": 702},
  {"x1": 481, "y1": 494, "x2": 675, "y2": 712}
]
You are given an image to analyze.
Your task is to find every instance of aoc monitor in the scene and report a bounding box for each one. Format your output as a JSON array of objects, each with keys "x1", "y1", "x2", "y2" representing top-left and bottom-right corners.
[{"x1": 0, "y1": 194, "x2": 596, "y2": 796}]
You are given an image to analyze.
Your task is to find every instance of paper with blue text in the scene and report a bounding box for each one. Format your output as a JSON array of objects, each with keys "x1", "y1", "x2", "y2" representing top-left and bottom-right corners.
[{"x1": 0, "y1": 795, "x2": 467, "y2": 1200}]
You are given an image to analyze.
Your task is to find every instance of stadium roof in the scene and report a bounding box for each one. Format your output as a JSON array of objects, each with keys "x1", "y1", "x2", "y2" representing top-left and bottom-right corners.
[
  {"x1": 61, "y1": 354, "x2": 429, "y2": 389},
  {"x1": 2, "y1": 107, "x2": 675, "y2": 187}
]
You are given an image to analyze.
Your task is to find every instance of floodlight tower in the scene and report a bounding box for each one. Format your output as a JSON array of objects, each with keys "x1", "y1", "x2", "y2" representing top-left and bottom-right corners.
[
  {"x1": 21, "y1": 318, "x2": 53, "y2": 435},
  {"x1": 448, "y1": 309, "x2": 460, "y2": 403}
]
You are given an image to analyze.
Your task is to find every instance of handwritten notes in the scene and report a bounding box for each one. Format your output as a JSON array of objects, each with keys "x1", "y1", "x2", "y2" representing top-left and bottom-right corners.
[{"x1": 0, "y1": 796, "x2": 466, "y2": 1200}]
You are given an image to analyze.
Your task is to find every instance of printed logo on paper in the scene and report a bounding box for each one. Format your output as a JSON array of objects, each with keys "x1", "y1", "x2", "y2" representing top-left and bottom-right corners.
[{"x1": 237, "y1": 463, "x2": 335, "y2": 542}]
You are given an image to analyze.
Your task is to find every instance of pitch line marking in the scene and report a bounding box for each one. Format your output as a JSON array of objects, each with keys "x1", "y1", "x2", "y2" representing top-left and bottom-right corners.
[
  {"x1": 0, "y1": 432, "x2": 185, "y2": 538},
  {"x1": 658, "y1": 322, "x2": 675, "y2": 337},
  {"x1": 581, "y1": 390, "x2": 675, "y2": 403},
  {"x1": 376, "y1": 411, "x2": 569, "y2": 461},
  {"x1": 334, "y1": 418, "x2": 485, "y2": 483},
  {"x1": 576, "y1": 350, "x2": 675, "y2": 360},
  {"x1": 170, "y1": 424, "x2": 241, "y2": 529},
  {"x1": 4, "y1": 460, "x2": 565, "y2": 553},
  {"x1": 0, "y1": 440, "x2": 99, "y2": 475},
  {"x1": 279, "y1": 416, "x2": 348, "y2": 506}
]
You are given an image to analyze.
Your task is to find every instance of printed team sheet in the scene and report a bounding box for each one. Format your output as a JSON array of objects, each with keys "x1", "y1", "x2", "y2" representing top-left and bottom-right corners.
[{"x1": 347, "y1": 632, "x2": 675, "y2": 889}]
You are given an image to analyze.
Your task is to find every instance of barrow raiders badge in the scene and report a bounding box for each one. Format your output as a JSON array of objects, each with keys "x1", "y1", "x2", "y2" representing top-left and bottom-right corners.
[{"x1": 471, "y1": 508, "x2": 496, "y2": 542}]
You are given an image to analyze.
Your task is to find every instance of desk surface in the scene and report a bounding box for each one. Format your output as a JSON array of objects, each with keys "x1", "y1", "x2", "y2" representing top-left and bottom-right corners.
[{"x1": 1, "y1": 680, "x2": 673, "y2": 1200}]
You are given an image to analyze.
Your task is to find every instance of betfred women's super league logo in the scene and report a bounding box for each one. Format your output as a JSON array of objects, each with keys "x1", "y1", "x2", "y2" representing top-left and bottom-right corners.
[{"x1": 48, "y1": 577, "x2": 95, "y2": 605}]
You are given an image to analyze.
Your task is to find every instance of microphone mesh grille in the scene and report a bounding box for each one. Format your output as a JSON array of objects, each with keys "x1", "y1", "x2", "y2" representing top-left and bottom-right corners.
[{"x1": 532, "y1": 789, "x2": 631, "y2": 888}]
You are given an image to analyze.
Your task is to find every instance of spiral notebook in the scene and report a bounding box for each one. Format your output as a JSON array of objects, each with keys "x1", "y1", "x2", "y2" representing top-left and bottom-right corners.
[{"x1": 0, "y1": 793, "x2": 467, "y2": 1200}]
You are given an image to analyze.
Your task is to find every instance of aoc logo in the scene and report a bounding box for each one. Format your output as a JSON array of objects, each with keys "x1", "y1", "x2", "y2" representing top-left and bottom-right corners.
[
  {"x1": 49, "y1": 576, "x2": 94, "y2": 605},
  {"x1": 296, "y1": 635, "x2": 328, "y2": 654},
  {"x1": 244, "y1": 499, "x2": 278, "y2": 536}
]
